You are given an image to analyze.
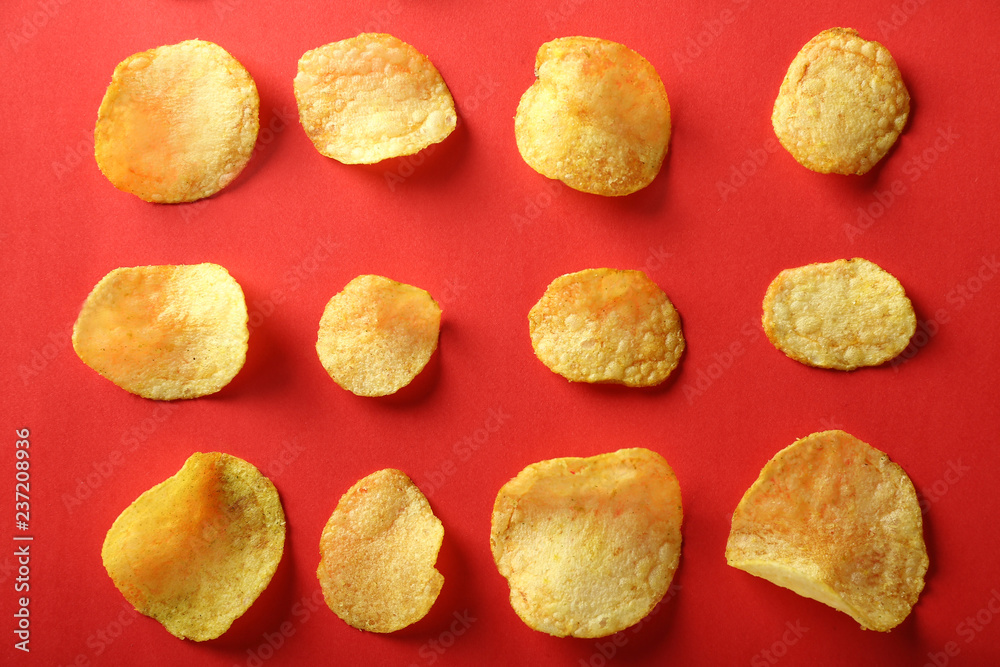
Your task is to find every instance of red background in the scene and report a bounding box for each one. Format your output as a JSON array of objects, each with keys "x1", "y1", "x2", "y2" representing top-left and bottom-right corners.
[{"x1": 3, "y1": 0, "x2": 999, "y2": 665}]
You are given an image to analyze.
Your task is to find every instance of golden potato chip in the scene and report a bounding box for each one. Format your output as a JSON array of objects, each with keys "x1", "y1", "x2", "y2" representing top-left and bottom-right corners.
[
  {"x1": 95, "y1": 39, "x2": 259, "y2": 202},
  {"x1": 317, "y1": 469, "x2": 443, "y2": 632},
  {"x1": 515, "y1": 36, "x2": 670, "y2": 196},
  {"x1": 102, "y1": 452, "x2": 286, "y2": 641},
  {"x1": 294, "y1": 33, "x2": 457, "y2": 164},
  {"x1": 72, "y1": 263, "x2": 249, "y2": 400},
  {"x1": 726, "y1": 430, "x2": 928, "y2": 632},
  {"x1": 772, "y1": 28, "x2": 909, "y2": 175},
  {"x1": 491, "y1": 448, "x2": 682, "y2": 638},
  {"x1": 316, "y1": 275, "x2": 441, "y2": 396},
  {"x1": 528, "y1": 268, "x2": 684, "y2": 386},
  {"x1": 762, "y1": 258, "x2": 915, "y2": 370}
]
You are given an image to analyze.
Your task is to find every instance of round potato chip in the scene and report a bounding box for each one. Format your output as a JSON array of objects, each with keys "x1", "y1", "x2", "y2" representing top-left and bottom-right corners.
[
  {"x1": 95, "y1": 39, "x2": 259, "y2": 202},
  {"x1": 772, "y1": 28, "x2": 909, "y2": 175},
  {"x1": 515, "y1": 36, "x2": 671, "y2": 196},
  {"x1": 72, "y1": 263, "x2": 249, "y2": 400},
  {"x1": 318, "y1": 469, "x2": 444, "y2": 633},
  {"x1": 102, "y1": 452, "x2": 286, "y2": 641},
  {"x1": 528, "y1": 268, "x2": 684, "y2": 386},
  {"x1": 491, "y1": 448, "x2": 683, "y2": 638},
  {"x1": 316, "y1": 275, "x2": 441, "y2": 397},
  {"x1": 726, "y1": 430, "x2": 928, "y2": 632},
  {"x1": 294, "y1": 33, "x2": 457, "y2": 164},
  {"x1": 762, "y1": 258, "x2": 916, "y2": 370}
]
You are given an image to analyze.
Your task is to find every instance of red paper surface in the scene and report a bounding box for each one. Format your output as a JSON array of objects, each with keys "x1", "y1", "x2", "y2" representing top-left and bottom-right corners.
[{"x1": 3, "y1": 0, "x2": 999, "y2": 665}]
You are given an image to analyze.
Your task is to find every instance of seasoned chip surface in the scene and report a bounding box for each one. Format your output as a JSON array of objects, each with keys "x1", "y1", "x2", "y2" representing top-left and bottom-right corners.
[
  {"x1": 762, "y1": 258, "x2": 915, "y2": 370},
  {"x1": 772, "y1": 28, "x2": 909, "y2": 175},
  {"x1": 316, "y1": 275, "x2": 441, "y2": 396},
  {"x1": 515, "y1": 36, "x2": 670, "y2": 196},
  {"x1": 726, "y1": 430, "x2": 928, "y2": 632},
  {"x1": 491, "y1": 448, "x2": 683, "y2": 638},
  {"x1": 529, "y1": 268, "x2": 684, "y2": 386},
  {"x1": 318, "y1": 469, "x2": 444, "y2": 632},
  {"x1": 72, "y1": 264, "x2": 249, "y2": 400},
  {"x1": 95, "y1": 39, "x2": 259, "y2": 202},
  {"x1": 294, "y1": 33, "x2": 456, "y2": 164},
  {"x1": 102, "y1": 452, "x2": 286, "y2": 641}
]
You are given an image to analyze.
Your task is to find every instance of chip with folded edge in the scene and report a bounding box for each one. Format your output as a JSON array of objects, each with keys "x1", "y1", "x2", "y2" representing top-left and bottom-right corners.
[
  {"x1": 491, "y1": 448, "x2": 683, "y2": 638},
  {"x1": 726, "y1": 430, "x2": 928, "y2": 632},
  {"x1": 318, "y1": 469, "x2": 444, "y2": 632},
  {"x1": 72, "y1": 263, "x2": 249, "y2": 400},
  {"x1": 102, "y1": 452, "x2": 286, "y2": 641}
]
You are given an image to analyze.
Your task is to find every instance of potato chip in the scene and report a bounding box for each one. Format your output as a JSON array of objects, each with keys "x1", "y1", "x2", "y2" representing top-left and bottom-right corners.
[
  {"x1": 95, "y1": 39, "x2": 259, "y2": 202},
  {"x1": 317, "y1": 469, "x2": 443, "y2": 632},
  {"x1": 726, "y1": 430, "x2": 928, "y2": 632},
  {"x1": 316, "y1": 275, "x2": 441, "y2": 396},
  {"x1": 491, "y1": 448, "x2": 682, "y2": 638},
  {"x1": 294, "y1": 33, "x2": 457, "y2": 164},
  {"x1": 102, "y1": 452, "x2": 286, "y2": 641},
  {"x1": 514, "y1": 36, "x2": 670, "y2": 196},
  {"x1": 762, "y1": 258, "x2": 915, "y2": 370},
  {"x1": 72, "y1": 263, "x2": 249, "y2": 400},
  {"x1": 772, "y1": 28, "x2": 909, "y2": 175},
  {"x1": 528, "y1": 268, "x2": 684, "y2": 386}
]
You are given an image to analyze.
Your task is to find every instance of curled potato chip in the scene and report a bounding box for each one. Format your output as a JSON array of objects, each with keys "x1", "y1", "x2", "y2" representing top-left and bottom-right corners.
[
  {"x1": 491, "y1": 448, "x2": 683, "y2": 638},
  {"x1": 529, "y1": 268, "x2": 684, "y2": 386},
  {"x1": 102, "y1": 452, "x2": 286, "y2": 641},
  {"x1": 316, "y1": 275, "x2": 441, "y2": 396},
  {"x1": 726, "y1": 430, "x2": 928, "y2": 632},
  {"x1": 762, "y1": 258, "x2": 915, "y2": 370},
  {"x1": 95, "y1": 39, "x2": 259, "y2": 202},
  {"x1": 772, "y1": 28, "x2": 909, "y2": 175},
  {"x1": 72, "y1": 264, "x2": 249, "y2": 400},
  {"x1": 515, "y1": 36, "x2": 670, "y2": 196},
  {"x1": 318, "y1": 469, "x2": 443, "y2": 632},
  {"x1": 294, "y1": 33, "x2": 457, "y2": 164}
]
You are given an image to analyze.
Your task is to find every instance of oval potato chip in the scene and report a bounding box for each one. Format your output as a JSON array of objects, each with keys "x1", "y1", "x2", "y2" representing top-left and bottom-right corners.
[
  {"x1": 294, "y1": 33, "x2": 457, "y2": 164},
  {"x1": 95, "y1": 39, "x2": 259, "y2": 202},
  {"x1": 529, "y1": 268, "x2": 684, "y2": 386},
  {"x1": 318, "y1": 469, "x2": 444, "y2": 633},
  {"x1": 762, "y1": 258, "x2": 916, "y2": 370},
  {"x1": 72, "y1": 263, "x2": 249, "y2": 400},
  {"x1": 316, "y1": 275, "x2": 441, "y2": 397},
  {"x1": 491, "y1": 448, "x2": 683, "y2": 638},
  {"x1": 772, "y1": 28, "x2": 909, "y2": 175},
  {"x1": 515, "y1": 36, "x2": 671, "y2": 196},
  {"x1": 726, "y1": 430, "x2": 928, "y2": 632},
  {"x1": 102, "y1": 452, "x2": 286, "y2": 641}
]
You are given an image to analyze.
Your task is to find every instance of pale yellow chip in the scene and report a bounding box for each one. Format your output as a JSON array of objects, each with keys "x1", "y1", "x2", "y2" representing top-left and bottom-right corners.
[
  {"x1": 726, "y1": 430, "x2": 928, "y2": 632},
  {"x1": 102, "y1": 452, "x2": 286, "y2": 641},
  {"x1": 294, "y1": 33, "x2": 457, "y2": 164},
  {"x1": 528, "y1": 268, "x2": 684, "y2": 386},
  {"x1": 95, "y1": 39, "x2": 260, "y2": 202},
  {"x1": 317, "y1": 469, "x2": 444, "y2": 632},
  {"x1": 72, "y1": 263, "x2": 249, "y2": 400},
  {"x1": 491, "y1": 448, "x2": 683, "y2": 638},
  {"x1": 515, "y1": 36, "x2": 671, "y2": 196},
  {"x1": 762, "y1": 258, "x2": 915, "y2": 370},
  {"x1": 772, "y1": 28, "x2": 909, "y2": 175},
  {"x1": 316, "y1": 275, "x2": 441, "y2": 396}
]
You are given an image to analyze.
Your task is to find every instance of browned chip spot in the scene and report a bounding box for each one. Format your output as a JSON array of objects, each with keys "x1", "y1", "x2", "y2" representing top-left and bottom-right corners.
[
  {"x1": 318, "y1": 469, "x2": 444, "y2": 632},
  {"x1": 772, "y1": 28, "x2": 909, "y2": 175},
  {"x1": 491, "y1": 448, "x2": 683, "y2": 637},
  {"x1": 72, "y1": 264, "x2": 249, "y2": 400},
  {"x1": 726, "y1": 430, "x2": 928, "y2": 632},
  {"x1": 515, "y1": 36, "x2": 671, "y2": 196},
  {"x1": 102, "y1": 452, "x2": 286, "y2": 641},
  {"x1": 529, "y1": 268, "x2": 684, "y2": 386},
  {"x1": 95, "y1": 39, "x2": 259, "y2": 202}
]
